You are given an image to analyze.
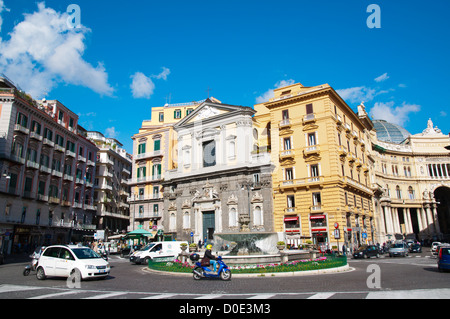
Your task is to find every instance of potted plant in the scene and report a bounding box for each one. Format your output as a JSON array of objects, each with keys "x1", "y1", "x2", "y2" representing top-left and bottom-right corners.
[
  {"x1": 277, "y1": 241, "x2": 286, "y2": 251},
  {"x1": 180, "y1": 243, "x2": 188, "y2": 251},
  {"x1": 189, "y1": 243, "x2": 197, "y2": 252}
]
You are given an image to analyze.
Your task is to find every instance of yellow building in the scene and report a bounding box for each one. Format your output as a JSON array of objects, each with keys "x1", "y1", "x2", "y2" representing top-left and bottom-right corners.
[
  {"x1": 254, "y1": 82, "x2": 375, "y2": 250},
  {"x1": 128, "y1": 99, "x2": 214, "y2": 233}
]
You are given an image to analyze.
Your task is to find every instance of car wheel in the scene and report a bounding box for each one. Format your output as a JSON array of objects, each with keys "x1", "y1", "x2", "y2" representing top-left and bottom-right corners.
[{"x1": 36, "y1": 267, "x2": 46, "y2": 280}]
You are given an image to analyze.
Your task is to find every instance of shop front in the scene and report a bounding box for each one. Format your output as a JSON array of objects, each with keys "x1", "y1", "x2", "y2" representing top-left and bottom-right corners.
[{"x1": 310, "y1": 214, "x2": 329, "y2": 251}]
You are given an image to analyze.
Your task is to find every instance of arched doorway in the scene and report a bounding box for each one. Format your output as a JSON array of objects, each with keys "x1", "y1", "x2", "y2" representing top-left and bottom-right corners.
[{"x1": 434, "y1": 186, "x2": 450, "y2": 240}]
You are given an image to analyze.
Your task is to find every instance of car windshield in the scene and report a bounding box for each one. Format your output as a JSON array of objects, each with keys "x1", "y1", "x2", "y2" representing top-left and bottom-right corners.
[
  {"x1": 412, "y1": 244, "x2": 420, "y2": 248},
  {"x1": 71, "y1": 248, "x2": 101, "y2": 259},
  {"x1": 140, "y1": 243, "x2": 155, "y2": 251},
  {"x1": 357, "y1": 246, "x2": 368, "y2": 252},
  {"x1": 441, "y1": 248, "x2": 450, "y2": 255},
  {"x1": 392, "y1": 243, "x2": 404, "y2": 248}
]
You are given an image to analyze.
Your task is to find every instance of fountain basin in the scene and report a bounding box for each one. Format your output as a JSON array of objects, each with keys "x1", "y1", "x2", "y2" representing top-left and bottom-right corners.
[{"x1": 213, "y1": 232, "x2": 280, "y2": 256}]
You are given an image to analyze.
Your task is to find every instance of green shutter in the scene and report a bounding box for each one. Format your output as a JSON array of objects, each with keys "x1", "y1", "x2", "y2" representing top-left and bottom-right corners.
[{"x1": 154, "y1": 140, "x2": 160, "y2": 151}]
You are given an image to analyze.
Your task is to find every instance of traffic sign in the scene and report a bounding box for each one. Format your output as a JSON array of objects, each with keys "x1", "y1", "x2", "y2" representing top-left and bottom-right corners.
[
  {"x1": 190, "y1": 232, "x2": 194, "y2": 237},
  {"x1": 334, "y1": 222, "x2": 339, "y2": 229}
]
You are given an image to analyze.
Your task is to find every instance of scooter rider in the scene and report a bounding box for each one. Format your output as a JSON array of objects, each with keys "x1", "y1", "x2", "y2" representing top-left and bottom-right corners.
[{"x1": 203, "y1": 244, "x2": 218, "y2": 273}]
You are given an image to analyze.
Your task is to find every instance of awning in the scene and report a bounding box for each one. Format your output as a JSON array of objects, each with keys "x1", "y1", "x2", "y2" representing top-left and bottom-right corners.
[
  {"x1": 310, "y1": 214, "x2": 326, "y2": 220},
  {"x1": 124, "y1": 229, "x2": 156, "y2": 239},
  {"x1": 284, "y1": 216, "x2": 299, "y2": 222}
]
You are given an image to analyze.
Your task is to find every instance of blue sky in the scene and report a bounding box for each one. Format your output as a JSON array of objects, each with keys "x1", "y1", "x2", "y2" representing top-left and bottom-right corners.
[{"x1": 1, "y1": 0, "x2": 449, "y2": 152}]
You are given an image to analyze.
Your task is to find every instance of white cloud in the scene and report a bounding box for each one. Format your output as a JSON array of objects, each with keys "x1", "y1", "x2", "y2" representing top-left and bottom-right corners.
[
  {"x1": 0, "y1": 2, "x2": 113, "y2": 98},
  {"x1": 374, "y1": 72, "x2": 389, "y2": 82},
  {"x1": 336, "y1": 86, "x2": 377, "y2": 104},
  {"x1": 440, "y1": 111, "x2": 447, "y2": 117},
  {"x1": 255, "y1": 79, "x2": 295, "y2": 103},
  {"x1": 105, "y1": 126, "x2": 118, "y2": 139},
  {"x1": 130, "y1": 72, "x2": 155, "y2": 99},
  {"x1": 154, "y1": 67, "x2": 170, "y2": 80},
  {"x1": 130, "y1": 67, "x2": 170, "y2": 99},
  {"x1": 369, "y1": 101, "x2": 420, "y2": 126}
]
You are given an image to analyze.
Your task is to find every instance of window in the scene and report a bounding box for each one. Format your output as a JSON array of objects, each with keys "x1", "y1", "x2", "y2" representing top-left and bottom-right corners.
[
  {"x1": 55, "y1": 134, "x2": 64, "y2": 147},
  {"x1": 69, "y1": 117, "x2": 74, "y2": 128},
  {"x1": 285, "y1": 168, "x2": 294, "y2": 181},
  {"x1": 312, "y1": 192, "x2": 321, "y2": 207},
  {"x1": 203, "y1": 140, "x2": 216, "y2": 167},
  {"x1": 183, "y1": 212, "x2": 190, "y2": 228},
  {"x1": 153, "y1": 204, "x2": 159, "y2": 215},
  {"x1": 287, "y1": 195, "x2": 295, "y2": 208},
  {"x1": 153, "y1": 187, "x2": 159, "y2": 199},
  {"x1": 229, "y1": 208, "x2": 238, "y2": 227},
  {"x1": 16, "y1": 112, "x2": 28, "y2": 128},
  {"x1": 396, "y1": 186, "x2": 402, "y2": 199},
  {"x1": 310, "y1": 164, "x2": 319, "y2": 177},
  {"x1": 21, "y1": 207, "x2": 27, "y2": 224},
  {"x1": 23, "y1": 177, "x2": 33, "y2": 197},
  {"x1": 152, "y1": 164, "x2": 161, "y2": 179},
  {"x1": 139, "y1": 206, "x2": 144, "y2": 217},
  {"x1": 283, "y1": 137, "x2": 292, "y2": 150},
  {"x1": 31, "y1": 121, "x2": 41, "y2": 135},
  {"x1": 408, "y1": 186, "x2": 415, "y2": 199},
  {"x1": 154, "y1": 139, "x2": 161, "y2": 151},
  {"x1": 169, "y1": 213, "x2": 176, "y2": 231},
  {"x1": 308, "y1": 132, "x2": 317, "y2": 146},
  {"x1": 138, "y1": 143, "x2": 146, "y2": 154},
  {"x1": 36, "y1": 209, "x2": 40, "y2": 225},
  {"x1": 306, "y1": 103, "x2": 313, "y2": 114},
  {"x1": 253, "y1": 206, "x2": 263, "y2": 226},
  {"x1": 186, "y1": 108, "x2": 194, "y2": 115},
  {"x1": 137, "y1": 166, "x2": 146, "y2": 178},
  {"x1": 174, "y1": 109, "x2": 182, "y2": 119},
  {"x1": 58, "y1": 110, "x2": 64, "y2": 122},
  {"x1": 282, "y1": 110, "x2": 289, "y2": 120},
  {"x1": 159, "y1": 112, "x2": 164, "y2": 122}
]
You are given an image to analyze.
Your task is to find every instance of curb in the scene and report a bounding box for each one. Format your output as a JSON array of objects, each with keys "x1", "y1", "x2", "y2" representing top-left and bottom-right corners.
[{"x1": 143, "y1": 264, "x2": 353, "y2": 278}]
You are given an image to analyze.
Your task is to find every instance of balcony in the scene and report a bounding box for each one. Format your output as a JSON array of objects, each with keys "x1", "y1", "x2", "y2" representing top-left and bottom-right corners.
[
  {"x1": 134, "y1": 150, "x2": 163, "y2": 161},
  {"x1": 51, "y1": 170, "x2": 63, "y2": 178},
  {"x1": 29, "y1": 132, "x2": 43, "y2": 141},
  {"x1": 87, "y1": 159, "x2": 95, "y2": 166},
  {"x1": 344, "y1": 123, "x2": 351, "y2": 133},
  {"x1": 310, "y1": 205, "x2": 324, "y2": 213},
  {"x1": 26, "y1": 160, "x2": 39, "y2": 170},
  {"x1": 14, "y1": 124, "x2": 29, "y2": 135},
  {"x1": 65, "y1": 150, "x2": 76, "y2": 158},
  {"x1": 337, "y1": 145, "x2": 348, "y2": 157},
  {"x1": 10, "y1": 154, "x2": 25, "y2": 165},
  {"x1": 303, "y1": 145, "x2": 320, "y2": 156},
  {"x1": 39, "y1": 166, "x2": 52, "y2": 174},
  {"x1": 278, "y1": 118, "x2": 291, "y2": 128},
  {"x1": 37, "y1": 194, "x2": 48, "y2": 202},
  {"x1": 43, "y1": 138, "x2": 54, "y2": 148},
  {"x1": 284, "y1": 207, "x2": 297, "y2": 214},
  {"x1": 72, "y1": 202, "x2": 83, "y2": 209},
  {"x1": 280, "y1": 176, "x2": 324, "y2": 189},
  {"x1": 75, "y1": 177, "x2": 85, "y2": 185},
  {"x1": 63, "y1": 174, "x2": 74, "y2": 182},
  {"x1": 122, "y1": 168, "x2": 131, "y2": 175},
  {"x1": 279, "y1": 149, "x2": 294, "y2": 160},
  {"x1": 303, "y1": 113, "x2": 316, "y2": 124},
  {"x1": 85, "y1": 181, "x2": 94, "y2": 188},
  {"x1": 48, "y1": 196, "x2": 60, "y2": 205},
  {"x1": 54, "y1": 144, "x2": 65, "y2": 153},
  {"x1": 78, "y1": 155, "x2": 86, "y2": 163}
]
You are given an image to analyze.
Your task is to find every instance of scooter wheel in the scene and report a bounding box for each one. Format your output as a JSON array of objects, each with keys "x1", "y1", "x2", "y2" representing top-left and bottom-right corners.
[
  {"x1": 220, "y1": 269, "x2": 232, "y2": 281},
  {"x1": 193, "y1": 267, "x2": 203, "y2": 280},
  {"x1": 23, "y1": 269, "x2": 30, "y2": 276}
]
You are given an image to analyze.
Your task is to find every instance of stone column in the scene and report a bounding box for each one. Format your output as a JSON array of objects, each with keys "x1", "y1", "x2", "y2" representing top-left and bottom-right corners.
[
  {"x1": 425, "y1": 204, "x2": 435, "y2": 235},
  {"x1": 432, "y1": 204, "x2": 441, "y2": 238}
]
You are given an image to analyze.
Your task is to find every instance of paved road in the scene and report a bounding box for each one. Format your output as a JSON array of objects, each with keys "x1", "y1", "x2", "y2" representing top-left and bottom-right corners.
[{"x1": 0, "y1": 251, "x2": 448, "y2": 300}]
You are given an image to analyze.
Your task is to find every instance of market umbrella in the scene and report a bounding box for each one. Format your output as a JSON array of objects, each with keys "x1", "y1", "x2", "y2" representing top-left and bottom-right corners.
[{"x1": 124, "y1": 229, "x2": 155, "y2": 239}]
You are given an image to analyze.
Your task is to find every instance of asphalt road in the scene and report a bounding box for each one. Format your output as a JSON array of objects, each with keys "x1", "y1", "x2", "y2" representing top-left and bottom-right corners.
[{"x1": 0, "y1": 250, "x2": 448, "y2": 300}]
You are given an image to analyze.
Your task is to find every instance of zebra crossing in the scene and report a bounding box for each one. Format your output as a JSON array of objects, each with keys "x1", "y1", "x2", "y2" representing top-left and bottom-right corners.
[{"x1": 1, "y1": 284, "x2": 450, "y2": 299}]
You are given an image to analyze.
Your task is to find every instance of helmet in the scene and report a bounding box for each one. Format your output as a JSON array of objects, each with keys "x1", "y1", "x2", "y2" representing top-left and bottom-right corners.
[
  {"x1": 190, "y1": 253, "x2": 199, "y2": 261},
  {"x1": 206, "y1": 244, "x2": 212, "y2": 250}
]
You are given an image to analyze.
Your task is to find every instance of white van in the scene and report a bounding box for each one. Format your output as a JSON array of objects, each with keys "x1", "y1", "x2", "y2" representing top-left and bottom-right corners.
[{"x1": 129, "y1": 241, "x2": 187, "y2": 264}]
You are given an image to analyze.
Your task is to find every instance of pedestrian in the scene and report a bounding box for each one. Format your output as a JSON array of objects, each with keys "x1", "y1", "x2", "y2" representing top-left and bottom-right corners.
[{"x1": 342, "y1": 244, "x2": 346, "y2": 256}]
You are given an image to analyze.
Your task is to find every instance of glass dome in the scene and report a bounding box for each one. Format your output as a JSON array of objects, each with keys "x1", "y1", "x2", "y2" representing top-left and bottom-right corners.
[{"x1": 373, "y1": 120, "x2": 411, "y2": 144}]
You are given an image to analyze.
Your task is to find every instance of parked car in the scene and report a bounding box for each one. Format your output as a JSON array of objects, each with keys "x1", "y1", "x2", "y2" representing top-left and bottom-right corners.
[
  {"x1": 352, "y1": 245, "x2": 380, "y2": 259},
  {"x1": 36, "y1": 245, "x2": 110, "y2": 281},
  {"x1": 431, "y1": 242, "x2": 442, "y2": 253},
  {"x1": 437, "y1": 245, "x2": 450, "y2": 272},
  {"x1": 130, "y1": 241, "x2": 188, "y2": 264},
  {"x1": 389, "y1": 242, "x2": 408, "y2": 257},
  {"x1": 409, "y1": 243, "x2": 422, "y2": 253}
]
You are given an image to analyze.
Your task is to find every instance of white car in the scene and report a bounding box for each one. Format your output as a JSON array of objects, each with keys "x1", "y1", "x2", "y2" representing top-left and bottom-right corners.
[{"x1": 36, "y1": 245, "x2": 110, "y2": 281}]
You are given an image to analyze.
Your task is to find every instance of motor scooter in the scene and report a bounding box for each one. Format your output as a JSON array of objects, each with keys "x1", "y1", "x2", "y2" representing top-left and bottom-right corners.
[
  {"x1": 191, "y1": 255, "x2": 231, "y2": 281},
  {"x1": 23, "y1": 246, "x2": 46, "y2": 276}
]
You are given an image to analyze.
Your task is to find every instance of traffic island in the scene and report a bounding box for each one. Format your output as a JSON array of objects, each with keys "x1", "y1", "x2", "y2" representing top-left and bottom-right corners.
[{"x1": 146, "y1": 254, "x2": 350, "y2": 277}]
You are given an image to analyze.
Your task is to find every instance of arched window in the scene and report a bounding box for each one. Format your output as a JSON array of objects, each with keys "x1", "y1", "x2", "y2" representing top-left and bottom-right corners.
[
  {"x1": 229, "y1": 208, "x2": 238, "y2": 227},
  {"x1": 396, "y1": 186, "x2": 402, "y2": 199},
  {"x1": 408, "y1": 186, "x2": 415, "y2": 199},
  {"x1": 183, "y1": 211, "x2": 190, "y2": 229},
  {"x1": 169, "y1": 213, "x2": 176, "y2": 231},
  {"x1": 253, "y1": 206, "x2": 263, "y2": 226}
]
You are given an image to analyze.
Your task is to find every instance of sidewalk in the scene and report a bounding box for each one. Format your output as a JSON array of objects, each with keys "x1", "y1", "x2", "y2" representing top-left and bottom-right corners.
[{"x1": 1, "y1": 252, "x2": 30, "y2": 265}]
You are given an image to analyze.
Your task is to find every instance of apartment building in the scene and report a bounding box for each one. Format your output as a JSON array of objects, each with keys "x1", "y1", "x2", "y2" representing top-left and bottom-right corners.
[
  {"x1": 87, "y1": 131, "x2": 132, "y2": 236},
  {"x1": 254, "y1": 82, "x2": 375, "y2": 250},
  {"x1": 0, "y1": 76, "x2": 98, "y2": 254},
  {"x1": 128, "y1": 99, "x2": 208, "y2": 234}
]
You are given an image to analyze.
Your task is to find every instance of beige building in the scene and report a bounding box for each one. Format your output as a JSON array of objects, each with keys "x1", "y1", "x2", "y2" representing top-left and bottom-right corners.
[
  {"x1": 254, "y1": 82, "x2": 375, "y2": 250},
  {"x1": 87, "y1": 131, "x2": 132, "y2": 236},
  {"x1": 128, "y1": 99, "x2": 208, "y2": 234},
  {"x1": 371, "y1": 119, "x2": 450, "y2": 243}
]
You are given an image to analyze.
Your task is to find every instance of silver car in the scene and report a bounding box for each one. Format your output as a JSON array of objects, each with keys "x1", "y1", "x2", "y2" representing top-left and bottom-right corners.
[{"x1": 389, "y1": 242, "x2": 408, "y2": 257}]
